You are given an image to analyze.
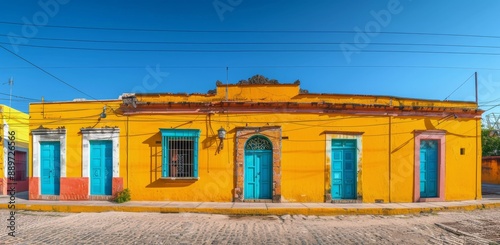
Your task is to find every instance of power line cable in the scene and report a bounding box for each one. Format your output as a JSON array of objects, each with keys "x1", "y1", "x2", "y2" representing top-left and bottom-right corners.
[
  {"x1": 0, "y1": 91, "x2": 40, "y2": 101},
  {"x1": 484, "y1": 103, "x2": 500, "y2": 112},
  {"x1": 444, "y1": 73, "x2": 475, "y2": 101},
  {"x1": 7, "y1": 41, "x2": 500, "y2": 56},
  {"x1": 0, "y1": 44, "x2": 99, "y2": 100},
  {"x1": 3, "y1": 65, "x2": 500, "y2": 71},
  {"x1": 2, "y1": 20, "x2": 500, "y2": 39},
  {"x1": 5, "y1": 33, "x2": 500, "y2": 49},
  {"x1": 0, "y1": 97, "x2": 36, "y2": 102}
]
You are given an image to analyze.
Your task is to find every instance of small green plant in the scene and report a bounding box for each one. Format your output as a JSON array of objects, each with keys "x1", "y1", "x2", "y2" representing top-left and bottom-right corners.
[{"x1": 114, "y1": 188, "x2": 131, "y2": 203}]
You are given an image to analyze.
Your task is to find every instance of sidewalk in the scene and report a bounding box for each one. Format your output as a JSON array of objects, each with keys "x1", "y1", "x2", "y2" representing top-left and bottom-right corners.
[{"x1": 2, "y1": 185, "x2": 500, "y2": 216}]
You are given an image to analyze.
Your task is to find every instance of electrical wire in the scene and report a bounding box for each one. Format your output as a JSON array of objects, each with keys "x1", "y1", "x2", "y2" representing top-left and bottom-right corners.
[
  {"x1": 3, "y1": 65, "x2": 500, "y2": 71},
  {"x1": 484, "y1": 103, "x2": 500, "y2": 112},
  {"x1": 0, "y1": 92, "x2": 41, "y2": 101},
  {"x1": 0, "y1": 44, "x2": 99, "y2": 100},
  {"x1": 444, "y1": 73, "x2": 475, "y2": 101},
  {"x1": 5, "y1": 33, "x2": 500, "y2": 49},
  {"x1": 8, "y1": 41, "x2": 500, "y2": 56},
  {"x1": 2, "y1": 20, "x2": 500, "y2": 40}
]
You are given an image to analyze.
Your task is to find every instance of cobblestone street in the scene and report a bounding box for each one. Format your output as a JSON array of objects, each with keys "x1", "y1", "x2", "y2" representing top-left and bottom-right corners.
[{"x1": 1, "y1": 208, "x2": 499, "y2": 244}]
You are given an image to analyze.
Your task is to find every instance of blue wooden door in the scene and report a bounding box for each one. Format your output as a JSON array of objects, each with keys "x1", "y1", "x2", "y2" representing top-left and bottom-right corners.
[
  {"x1": 90, "y1": 141, "x2": 113, "y2": 195},
  {"x1": 420, "y1": 140, "x2": 438, "y2": 198},
  {"x1": 244, "y1": 151, "x2": 272, "y2": 199},
  {"x1": 331, "y1": 140, "x2": 357, "y2": 199},
  {"x1": 41, "y1": 142, "x2": 60, "y2": 195}
]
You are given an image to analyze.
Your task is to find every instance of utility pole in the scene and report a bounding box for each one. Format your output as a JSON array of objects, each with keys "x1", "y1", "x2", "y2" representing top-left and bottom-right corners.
[
  {"x1": 475, "y1": 72, "x2": 478, "y2": 105},
  {"x1": 225, "y1": 67, "x2": 229, "y2": 101}
]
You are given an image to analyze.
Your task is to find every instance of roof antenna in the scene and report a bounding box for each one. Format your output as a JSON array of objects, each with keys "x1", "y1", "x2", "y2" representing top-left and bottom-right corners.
[
  {"x1": 3, "y1": 77, "x2": 13, "y2": 119},
  {"x1": 8, "y1": 77, "x2": 13, "y2": 109}
]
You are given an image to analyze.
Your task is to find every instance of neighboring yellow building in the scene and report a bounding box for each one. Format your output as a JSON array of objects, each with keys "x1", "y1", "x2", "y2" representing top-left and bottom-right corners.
[
  {"x1": 28, "y1": 78, "x2": 483, "y2": 203},
  {"x1": 0, "y1": 105, "x2": 29, "y2": 195}
]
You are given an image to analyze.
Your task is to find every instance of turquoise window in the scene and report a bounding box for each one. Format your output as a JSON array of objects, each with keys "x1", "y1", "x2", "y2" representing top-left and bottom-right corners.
[{"x1": 160, "y1": 129, "x2": 200, "y2": 178}]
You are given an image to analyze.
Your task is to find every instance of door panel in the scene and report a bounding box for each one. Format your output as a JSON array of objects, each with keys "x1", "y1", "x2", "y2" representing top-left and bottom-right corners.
[
  {"x1": 90, "y1": 141, "x2": 113, "y2": 195},
  {"x1": 244, "y1": 151, "x2": 272, "y2": 199},
  {"x1": 343, "y1": 149, "x2": 356, "y2": 199},
  {"x1": 40, "y1": 142, "x2": 60, "y2": 195},
  {"x1": 420, "y1": 140, "x2": 438, "y2": 198},
  {"x1": 331, "y1": 149, "x2": 343, "y2": 199},
  {"x1": 259, "y1": 153, "x2": 272, "y2": 199},
  {"x1": 244, "y1": 153, "x2": 257, "y2": 199},
  {"x1": 331, "y1": 140, "x2": 357, "y2": 200}
]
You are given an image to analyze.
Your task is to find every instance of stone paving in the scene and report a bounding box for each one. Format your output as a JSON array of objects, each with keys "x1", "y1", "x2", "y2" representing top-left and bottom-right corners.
[{"x1": 1, "y1": 208, "x2": 499, "y2": 244}]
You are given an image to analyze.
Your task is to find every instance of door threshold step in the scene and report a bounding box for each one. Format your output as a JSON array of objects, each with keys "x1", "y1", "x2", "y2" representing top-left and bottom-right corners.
[
  {"x1": 330, "y1": 199, "x2": 362, "y2": 204},
  {"x1": 243, "y1": 199, "x2": 273, "y2": 203}
]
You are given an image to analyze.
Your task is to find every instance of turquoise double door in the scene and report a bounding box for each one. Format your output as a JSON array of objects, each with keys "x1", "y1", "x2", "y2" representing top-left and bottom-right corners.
[
  {"x1": 244, "y1": 150, "x2": 272, "y2": 199},
  {"x1": 420, "y1": 140, "x2": 438, "y2": 198},
  {"x1": 331, "y1": 139, "x2": 357, "y2": 200},
  {"x1": 40, "y1": 140, "x2": 112, "y2": 196},
  {"x1": 90, "y1": 141, "x2": 113, "y2": 195}
]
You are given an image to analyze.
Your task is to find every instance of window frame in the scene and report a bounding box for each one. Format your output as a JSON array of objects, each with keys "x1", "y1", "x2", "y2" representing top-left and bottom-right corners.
[{"x1": 160, "y1": 129, "x2": 200, "y2": 179}]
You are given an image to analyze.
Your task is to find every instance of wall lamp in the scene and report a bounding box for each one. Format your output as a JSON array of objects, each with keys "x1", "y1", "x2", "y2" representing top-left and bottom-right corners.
[
  {"x1": 100, "y1": 106, "x2": 107, "y2": 119},
  {"x1": 217, "y1": 127, "x2": 226, "y2": 151}
]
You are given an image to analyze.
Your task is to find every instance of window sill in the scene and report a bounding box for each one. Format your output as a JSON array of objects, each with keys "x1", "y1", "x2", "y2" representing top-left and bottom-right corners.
[{"x1": 161, "y1": 177, "x2": 199, "y2": 181}]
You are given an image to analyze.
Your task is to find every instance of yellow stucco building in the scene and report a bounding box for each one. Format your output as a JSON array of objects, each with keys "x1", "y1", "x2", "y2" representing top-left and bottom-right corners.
[
  {"x1": 0, "y1": 105, "x2": 29, "y2": 195},
  {"x1": 28, "y1": 80, "x2": 483, "y2": 203}
]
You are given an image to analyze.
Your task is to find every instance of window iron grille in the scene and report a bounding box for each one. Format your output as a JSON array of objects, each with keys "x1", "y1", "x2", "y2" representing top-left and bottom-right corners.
[
  {"x1": 166, "y1": 137, "x2": 194, "y2": 177},
  {"x1": 245, "y1": 136, "x2": 272, "y2": 150},
  {"x1": 160, "y1": 129, "x2": 200, "y2": 178}
]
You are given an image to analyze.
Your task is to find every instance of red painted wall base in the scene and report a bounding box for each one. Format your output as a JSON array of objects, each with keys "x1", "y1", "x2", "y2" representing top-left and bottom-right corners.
[
  {"x1": 28, "y1": 177, "x2": 39, "y2": 200},
  {"x1": 60, "y1": 178, "x2": 89, "y2": 200},
  {"x1": 112, "y1": 177, "x2": 124, "y2": 197}
]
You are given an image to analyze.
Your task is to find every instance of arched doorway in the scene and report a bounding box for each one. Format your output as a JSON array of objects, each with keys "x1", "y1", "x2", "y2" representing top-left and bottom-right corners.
[{"x1": 244, "y1": 135, "x2": 273, "y2": 199}]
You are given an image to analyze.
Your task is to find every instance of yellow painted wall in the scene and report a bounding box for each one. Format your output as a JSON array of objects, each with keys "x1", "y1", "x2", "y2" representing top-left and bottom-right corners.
[
  {"x1": 0, "y1": 105, "x2": 29, "y2": 177},
  {"x1": 28, "y1": 85, "x2": 482, "y2": 202},
  {"x1": 28, "y1": 101, "x2": 123, "y2": 179},
  {"x1": 1, "y1": 105, "x2": 29, "y2": 147},
  {"x1": 389, "y1": 117, "x2": 481, "y2": 202}
]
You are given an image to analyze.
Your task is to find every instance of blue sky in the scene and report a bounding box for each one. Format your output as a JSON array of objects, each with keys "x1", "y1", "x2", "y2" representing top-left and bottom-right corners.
[{"x1": 1, "y1": 0, "x2": 500, "y2": 114}]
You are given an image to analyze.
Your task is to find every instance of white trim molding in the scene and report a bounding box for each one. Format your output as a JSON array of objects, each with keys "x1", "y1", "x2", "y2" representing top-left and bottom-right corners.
[
  {"x1": 81, "y1": 128, "x2": 120, "y2": 180},
  {"x1": 31, "y1": 128, "x2": 67, "y2": 196}
]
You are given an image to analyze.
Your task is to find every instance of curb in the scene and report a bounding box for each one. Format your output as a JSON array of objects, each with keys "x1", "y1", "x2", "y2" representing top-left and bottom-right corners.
[{"x1": 1, "y1": 202, "x2": 499, "y2": 216}]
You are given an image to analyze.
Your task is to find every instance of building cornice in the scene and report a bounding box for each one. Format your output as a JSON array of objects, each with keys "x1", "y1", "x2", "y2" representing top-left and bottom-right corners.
[{"x1": 119, "y1": 101, "x2": 482, "y2": 118}]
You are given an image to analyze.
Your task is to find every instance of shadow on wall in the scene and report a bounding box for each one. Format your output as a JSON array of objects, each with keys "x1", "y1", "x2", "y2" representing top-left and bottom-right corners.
[{"x1": 141, "y1": 132, "x2": 196, "y2": 188}]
